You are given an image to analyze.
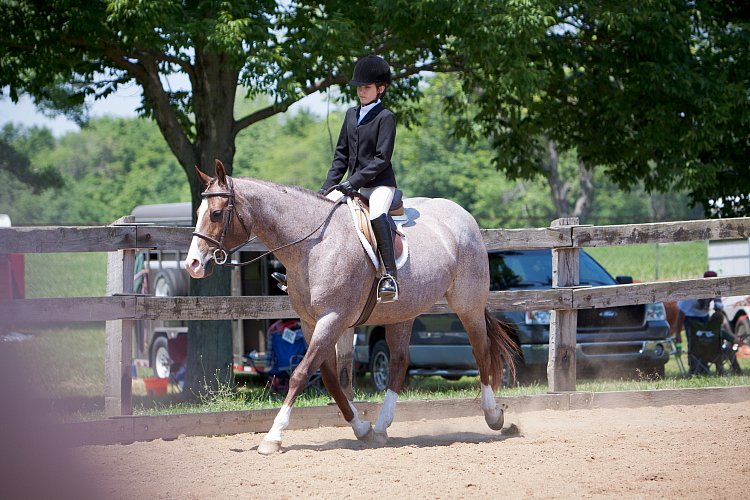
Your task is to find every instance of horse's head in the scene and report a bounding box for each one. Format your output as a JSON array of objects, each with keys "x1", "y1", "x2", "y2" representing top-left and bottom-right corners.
[{"x1": 185, "y1": 160, "x2": 250, "y2": 278}]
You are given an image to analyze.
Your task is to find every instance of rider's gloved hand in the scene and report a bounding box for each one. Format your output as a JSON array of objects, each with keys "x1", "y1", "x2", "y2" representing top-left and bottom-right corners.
[
  {"x1": 333, "y1": 180, "x2": 355, "y2": 196},
  {"x1": 675, "y1": 342, "x2": 683, "y2": 355}
]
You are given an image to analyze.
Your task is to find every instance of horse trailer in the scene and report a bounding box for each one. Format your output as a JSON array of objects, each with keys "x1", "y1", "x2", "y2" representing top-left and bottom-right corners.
[{"x1": 130, "y1": 202, "x2": 287, "y2": 379}]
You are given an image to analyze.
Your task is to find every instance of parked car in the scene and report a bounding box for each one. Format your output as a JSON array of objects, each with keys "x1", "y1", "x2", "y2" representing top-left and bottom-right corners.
[{"x1": 354, "y1": 249, "x2": 671, "y2": 391}]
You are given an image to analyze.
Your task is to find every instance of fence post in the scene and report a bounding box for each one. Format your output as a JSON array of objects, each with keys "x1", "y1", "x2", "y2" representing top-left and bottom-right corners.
[
  {"x1": 105, "y1": 216, "x2": 135, "y2": 417},
  {"x1": 336, "y1": 328, "x2": 355, "y2": 400},
  {"x1": 548, "y1": 217, "x2": 579, "y2": 392}
]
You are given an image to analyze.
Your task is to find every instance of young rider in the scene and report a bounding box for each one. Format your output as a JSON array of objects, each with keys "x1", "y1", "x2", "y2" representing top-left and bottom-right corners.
[{"x1": 321, "y1": 55, "x2": 399, "y2": 303}]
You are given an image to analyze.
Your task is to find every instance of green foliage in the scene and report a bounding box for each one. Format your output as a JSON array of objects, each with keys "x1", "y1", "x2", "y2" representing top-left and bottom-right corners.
[
  {"x1": 396, "y1": 74, "x2": 701, "y2": 228},
  {"x1": 452, "y1": 1, "x2": 750, "y2": 216},
  {"x1": 0, "y1": 118, "x2": 189, "y2": 224}
]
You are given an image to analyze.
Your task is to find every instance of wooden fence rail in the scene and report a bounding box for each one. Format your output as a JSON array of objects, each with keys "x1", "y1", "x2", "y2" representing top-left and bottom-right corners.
[
  {"x1": 2, "y1": 216, "x2": 750, "y2": 416},
  {"x1": 4, "y1": 274, "x2": 750, "y2": 325},
  {"x1": 3, "y1": 216, "x2": 748, "y2": 254}
]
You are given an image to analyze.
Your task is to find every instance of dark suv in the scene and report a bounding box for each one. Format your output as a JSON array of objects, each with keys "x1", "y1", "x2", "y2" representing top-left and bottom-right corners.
[{"x1": 354, "y1": 249, "x2": 671, "y2": 391}]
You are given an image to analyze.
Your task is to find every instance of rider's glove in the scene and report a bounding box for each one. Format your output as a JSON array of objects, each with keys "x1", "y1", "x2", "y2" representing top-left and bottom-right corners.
[
  {"x1": 675, "y1": 342, "x2": 683, "y2": 355},
  {"x1": 334, "y1": 180, "x2": 355, "y2": 196}
]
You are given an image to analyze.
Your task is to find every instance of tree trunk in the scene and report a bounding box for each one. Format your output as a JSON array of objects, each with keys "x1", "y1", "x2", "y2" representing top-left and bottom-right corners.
[
  {"x1": 182, "y1": 50, "x2": 241, "y2": 397},
  {"x1": 542, "y1": 140, "x2": 595, "y2": 224},
  {"x1": 543, "y1": 139, "x2": 569, "y2": 217},
  {"x1": 142, "y1": 46, "x2": 241, "y2": 398},
  {"x1": 573, "y1": 159, "x2": 594, "y2": 222}
]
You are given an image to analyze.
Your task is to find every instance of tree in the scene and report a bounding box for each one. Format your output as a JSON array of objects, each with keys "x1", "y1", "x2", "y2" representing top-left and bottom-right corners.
[
  {"x1": 0, "y1": 0, "x2": 545, "y2": 394},
  {"x1": 450, "y1": 1, "x2": 750, "y2": 217},
  {"x1": 0, "y1": 125, "x2": 63, "y2": 195}
]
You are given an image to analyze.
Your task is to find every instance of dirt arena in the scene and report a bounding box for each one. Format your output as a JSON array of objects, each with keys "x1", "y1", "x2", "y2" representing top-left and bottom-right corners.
[{"x1": 46, "y1": 400, "x2": 745, "y2": 499}]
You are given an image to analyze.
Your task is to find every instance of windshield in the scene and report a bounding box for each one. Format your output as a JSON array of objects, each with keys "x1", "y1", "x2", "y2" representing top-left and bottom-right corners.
[{"x1": 489, "y1": 250, "x2": 616, "y2": 291}]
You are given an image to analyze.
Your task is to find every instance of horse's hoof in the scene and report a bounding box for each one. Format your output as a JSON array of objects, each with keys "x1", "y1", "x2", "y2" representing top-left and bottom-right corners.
[
  {"x1": 363, "y1": 429, "x2": 388, "y2": 447},
  {"x1": 484, "y1": 407, "x2": 504, "y2": 431},
  {"x1": 257, "y1": 438, "x2": 282, "y2": 455},
  {"x1": 353, "y1": 421, "x2": 373, "y2": 441}
]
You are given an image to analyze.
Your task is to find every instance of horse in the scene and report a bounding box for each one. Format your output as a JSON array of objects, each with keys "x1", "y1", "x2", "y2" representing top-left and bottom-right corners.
[{"x1": 185, "y1": 160, "x2": 519, "y2": 454}]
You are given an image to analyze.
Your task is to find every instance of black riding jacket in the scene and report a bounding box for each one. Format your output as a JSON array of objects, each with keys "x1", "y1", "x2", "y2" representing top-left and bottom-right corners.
[{"x1": 322, "y1": 103, "x2": 397, "y2": 191}]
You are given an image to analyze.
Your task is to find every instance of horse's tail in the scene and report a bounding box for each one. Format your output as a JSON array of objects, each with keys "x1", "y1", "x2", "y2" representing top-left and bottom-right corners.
[{"x1": 484, "y1": 307, "x2": 522, "y2": 390}]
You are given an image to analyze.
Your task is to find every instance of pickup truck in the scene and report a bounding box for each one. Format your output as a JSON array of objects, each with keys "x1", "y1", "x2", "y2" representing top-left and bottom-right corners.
[{"x1": 354, "y1": 249, "x2": 671, "y2": 391}]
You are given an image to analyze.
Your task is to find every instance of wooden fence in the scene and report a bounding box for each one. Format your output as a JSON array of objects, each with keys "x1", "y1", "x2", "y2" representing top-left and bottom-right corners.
[{"x1": 2, "y1": 216, "x2": 750, "y2": 424}]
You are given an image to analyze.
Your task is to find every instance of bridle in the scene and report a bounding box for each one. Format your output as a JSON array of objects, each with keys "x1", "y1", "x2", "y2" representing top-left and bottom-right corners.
[
  {"x1": 191, "y1": 175, "x2": 346, "y2": 268},
  {"x1": 191, "y1": 175, "x2": 252, "y2": 266}
]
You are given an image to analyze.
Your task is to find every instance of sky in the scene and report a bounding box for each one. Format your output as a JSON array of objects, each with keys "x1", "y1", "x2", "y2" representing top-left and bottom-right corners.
[{"x1": 0, "y1": 84, "x2": 336, "y2": 137}]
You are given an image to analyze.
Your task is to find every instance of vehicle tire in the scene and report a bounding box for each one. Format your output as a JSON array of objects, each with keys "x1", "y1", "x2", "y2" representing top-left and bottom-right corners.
[
  {"x1": 153, "y1": 269, "x2": 189, "y2": 297},
  {"x1": 735, "y1": 316, "x2": 750, "y2": 346},
  {"x1": 369, "y1": 340, "x2": 390, "y2": 392},
  {"x1": 150, "y1": 336, "x2": 171, "y2": 379},
  {"x1": 502, "y1": 359, "x2": 527, "y2": 387},
  {"x1": 636, "y1": 362, "x2": 666, "y2": 379}
]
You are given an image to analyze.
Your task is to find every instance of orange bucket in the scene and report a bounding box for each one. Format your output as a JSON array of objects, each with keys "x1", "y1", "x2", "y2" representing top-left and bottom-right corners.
[{"x1": 143, "y1": 377, "x2": 169, "y2": 396}]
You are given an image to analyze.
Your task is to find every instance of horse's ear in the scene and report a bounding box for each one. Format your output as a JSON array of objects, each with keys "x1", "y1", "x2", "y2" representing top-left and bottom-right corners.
[
  {"x1": 215, "y1": 159, "x2": 227, "y2": 186},
  {"x1": 196, "y1": 166, "x2": 211, "y2": 187}
]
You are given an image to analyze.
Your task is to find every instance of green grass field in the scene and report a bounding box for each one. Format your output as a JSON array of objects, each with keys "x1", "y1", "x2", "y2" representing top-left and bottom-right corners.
[
  {"x1": 585, "y1": 241, "x2": 707, "y2": 281},
  {"x1": 11, "y1": 242, "x2": 745, "y2": 421}
]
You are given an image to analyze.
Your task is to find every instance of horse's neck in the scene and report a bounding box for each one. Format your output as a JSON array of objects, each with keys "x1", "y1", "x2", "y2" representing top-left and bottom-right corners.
[{"x1": 236, "y1": 178, "x2": 341, "y2": 263}]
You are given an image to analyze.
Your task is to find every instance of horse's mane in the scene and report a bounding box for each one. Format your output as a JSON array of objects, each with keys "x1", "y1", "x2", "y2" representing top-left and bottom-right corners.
[{"x1": 239, "y1": 176, "x2": 334, "y2": 204}]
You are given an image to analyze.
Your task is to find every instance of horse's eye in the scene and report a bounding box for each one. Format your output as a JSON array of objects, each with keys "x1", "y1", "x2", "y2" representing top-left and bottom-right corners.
[{"x1": 210, "y1": 210, "x2": 223, "y2": 222}]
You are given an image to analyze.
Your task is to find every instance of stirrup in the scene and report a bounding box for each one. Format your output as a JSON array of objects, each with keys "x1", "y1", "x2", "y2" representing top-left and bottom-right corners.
[
  {"x1": 377, "y1": 275, "x2": 399, "y2": 303},
  {"x1": 271, "y1": 272, "x2": 288, "y2": 293}
]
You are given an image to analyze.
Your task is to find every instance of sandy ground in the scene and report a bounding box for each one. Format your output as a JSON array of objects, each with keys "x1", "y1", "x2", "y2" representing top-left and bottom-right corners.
[{"x1": 51, "y1": 401, "x2": 749, "y2": 499}]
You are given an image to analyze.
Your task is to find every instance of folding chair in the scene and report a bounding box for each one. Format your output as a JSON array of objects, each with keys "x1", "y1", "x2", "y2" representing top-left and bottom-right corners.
[
  {"x1": 667, "y1": 337, "x2": 687, "y2": 377},
  {"x1": 245, "y1": 320, "x2": 323, "y2": 394},
  {"x1": 686, "y1": 315, "x2": 725, "y2": 376}
]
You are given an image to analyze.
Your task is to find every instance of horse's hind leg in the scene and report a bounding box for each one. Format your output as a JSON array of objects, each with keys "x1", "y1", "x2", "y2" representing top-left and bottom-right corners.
[
  {"x1": 453, "y1": 308, "x2": 506, "y2": 431},
  {"x1": 365, "y1": 319, "x2": 413, "y2": 446},
  {"x1": 317, "y1": 349, "x2": 372, "y2": 440}
]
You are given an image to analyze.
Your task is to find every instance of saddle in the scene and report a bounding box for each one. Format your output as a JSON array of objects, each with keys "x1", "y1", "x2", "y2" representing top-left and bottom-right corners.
[{"x1": 350, "y1": 193, "x2": 405, "y2": 262}]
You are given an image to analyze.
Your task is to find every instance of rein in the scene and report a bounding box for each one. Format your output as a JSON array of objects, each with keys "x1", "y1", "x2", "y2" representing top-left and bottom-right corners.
[{"x1": 192, "y1": 176, "x2": 345, "y2": 268}]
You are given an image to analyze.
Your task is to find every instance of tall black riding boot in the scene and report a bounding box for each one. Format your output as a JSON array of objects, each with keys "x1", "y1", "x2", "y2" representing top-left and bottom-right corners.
[{"x1": 371, "y1": 214, "x2": 399, "y2": 302}]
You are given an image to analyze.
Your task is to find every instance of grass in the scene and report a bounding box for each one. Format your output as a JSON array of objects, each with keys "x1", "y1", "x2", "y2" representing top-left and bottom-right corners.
[
  {"x1": 586, "y1": 241, "x2": 707, "y2": 281},
  {"x1": 24, "y1": 252, "x2": 107, "y2": 298}
]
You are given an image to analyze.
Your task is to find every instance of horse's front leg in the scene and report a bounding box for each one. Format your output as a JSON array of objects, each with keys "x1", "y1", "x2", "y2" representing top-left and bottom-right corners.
[
  {"x1": 257, "y1": 314, "x2": 349, "y2": 455},
  {"x1": 365, "y1": 320, "x2": 413, "y2": 446}
]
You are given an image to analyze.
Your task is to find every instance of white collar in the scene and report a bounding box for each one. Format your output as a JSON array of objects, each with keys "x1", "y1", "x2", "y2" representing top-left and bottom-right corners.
[{"x1": 358, "y1": 99, "x2": 381, "y2": 122}]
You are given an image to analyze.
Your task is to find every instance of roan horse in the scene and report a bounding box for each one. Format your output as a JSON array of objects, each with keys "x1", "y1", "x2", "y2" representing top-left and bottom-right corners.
[{"x1": 185, "y1": 160, "x2": 518, "y2": 454}]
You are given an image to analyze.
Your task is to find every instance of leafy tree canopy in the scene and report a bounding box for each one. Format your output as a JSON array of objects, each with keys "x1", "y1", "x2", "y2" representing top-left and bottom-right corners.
[
  {"x1": 0, "y1": 0, "x2": 540, "y2": 200},
  {"x1": 450, "y1": 0, "x2": 750, "y2": 216}
]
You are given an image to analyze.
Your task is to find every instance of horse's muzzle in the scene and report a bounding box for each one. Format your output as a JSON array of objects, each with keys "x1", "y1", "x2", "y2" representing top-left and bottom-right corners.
[{"x1": 185, "y1": 256, "x2": 214, "y2": 279}]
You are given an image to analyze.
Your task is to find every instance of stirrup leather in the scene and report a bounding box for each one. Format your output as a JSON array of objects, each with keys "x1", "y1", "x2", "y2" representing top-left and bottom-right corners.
[{"x1": 377, "y1": 274, "x2": 399, "y2": 303}]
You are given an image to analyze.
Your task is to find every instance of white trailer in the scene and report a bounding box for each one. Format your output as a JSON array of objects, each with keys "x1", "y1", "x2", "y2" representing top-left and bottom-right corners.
[
  {"x1": 708, "y1": 238, "x2": 750, "y2": 338},
  {"x1": 130, "y1": 202, "x2": 285, "y2": 379}
]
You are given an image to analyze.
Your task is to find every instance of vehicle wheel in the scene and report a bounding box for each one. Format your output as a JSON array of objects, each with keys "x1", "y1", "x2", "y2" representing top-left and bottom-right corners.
[
  {"x1": 150, "y1": 336, "x2": 171, "y2": 379},
  {"x1": 502, "y1": 359, "x2": 527, "y2": 387},
  {"x1": 735, "y1": 316, "x2": 750, "y2": 346},
  {"x1": 153, "y1": 269, "x2": 188, "y2": 297},
  {"x1": 637, "y1": 362, "x2": 665, "y2": 379},
  {"x1": 369, "y1": 340, "x2": 390, "y2": 392}
]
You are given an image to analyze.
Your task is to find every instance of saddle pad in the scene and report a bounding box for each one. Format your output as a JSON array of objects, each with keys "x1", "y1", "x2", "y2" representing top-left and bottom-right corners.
[{"x1": 347, "y1": 197, "x2": 408, "y2": 271}]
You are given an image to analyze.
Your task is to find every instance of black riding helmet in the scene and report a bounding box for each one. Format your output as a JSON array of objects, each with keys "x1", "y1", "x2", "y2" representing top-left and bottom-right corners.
[{"x1": 350, "y1": 55, "x2": 392, "y2": 86}]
